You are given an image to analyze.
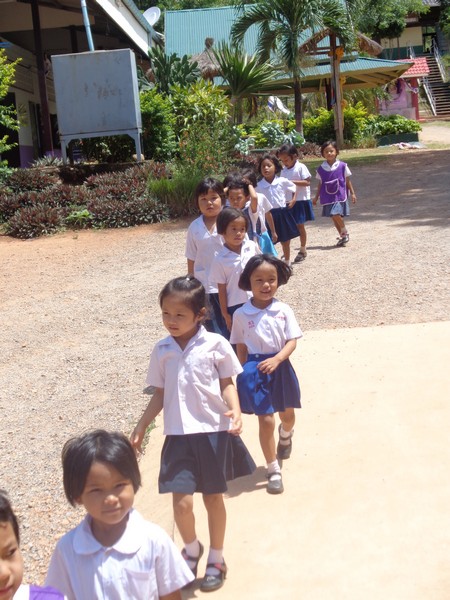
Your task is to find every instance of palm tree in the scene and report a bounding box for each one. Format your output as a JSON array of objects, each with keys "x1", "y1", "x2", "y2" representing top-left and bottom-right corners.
[
  {"x1": 231, "y1": 0, "x2": 355, "y2": 134},
  {"x1": 212, "y1": 42, "x2": 277, "y2": 123}
]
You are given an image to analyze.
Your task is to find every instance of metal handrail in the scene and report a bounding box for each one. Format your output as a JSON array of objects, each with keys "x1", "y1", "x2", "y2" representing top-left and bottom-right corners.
[
  {"x1": 422, "y1": 77, "x2": 437, "y2": 116},
  {"x1": 407, "y1": 45, "x2": 416, "y2": 59},
  {"x1": 432, "y1": 39, "x2": 448, "y2": 83}
]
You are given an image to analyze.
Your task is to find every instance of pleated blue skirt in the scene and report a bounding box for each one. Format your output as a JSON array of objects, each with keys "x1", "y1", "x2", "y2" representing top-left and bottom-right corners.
[
  {"x1": 159, "y1": 431, "x2": 256, "y2": 495},
  {"x1": 291, "y1": 200, "x2": 315, "y2": 224},
  {"x1": 237, "y1": 353, "x2": 301, "y2": 415},
  {"x1": 268, "y1": 207, "x2": 299, "y2": 243}
]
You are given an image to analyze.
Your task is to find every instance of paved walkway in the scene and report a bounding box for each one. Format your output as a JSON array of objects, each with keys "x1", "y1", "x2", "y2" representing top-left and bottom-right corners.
[{"x1": 135, "y1": 321, "x2": 450, "y2": 599}]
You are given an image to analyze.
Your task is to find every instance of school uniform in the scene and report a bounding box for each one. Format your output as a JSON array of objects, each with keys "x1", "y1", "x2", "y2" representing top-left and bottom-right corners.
[
  {"x1": 45, "y1": 509, "x2": 194, "y2": 600},
  {"x1": 185, "y1": 215, "x2": 227, "y2": 336},
  {"x1": 244, "y1": 193, "x2": 277, "y2": 256},
  {"x1": 316, "y1": 160, "x2": 352, "y2": 217},
  {"x1": 14, "y1": 586, "x2": 65, "y2": 600},
  {"x1": 281, "y1": 161, "x2": 315, "y2": 224},
  {"x1": 256, "y1": 176, "x2": 298, "y2": 243},
  {"x1": 146, "y1": 326, "x2": 256, "y2": 494},
  {"x1": 209, "y1": 238, "x2": 260, "y2": 312},
  {"x1": 230, "y1": 299, "x2": 302, "y2": 415}
]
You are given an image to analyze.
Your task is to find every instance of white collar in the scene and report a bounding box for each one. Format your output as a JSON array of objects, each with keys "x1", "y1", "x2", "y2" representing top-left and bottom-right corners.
[
  {"x1": 257, "y1": 176, "x2": 280, "y2": 188},
  {"x1": 241, "y1": 298, "x2": 281, "y2": 314},
  {"x1": 73, "y1": 508, "x2": 144, "y2": 555},
  {"x1": 160, "y1": 325, "x2": 206, "y2": 352}
]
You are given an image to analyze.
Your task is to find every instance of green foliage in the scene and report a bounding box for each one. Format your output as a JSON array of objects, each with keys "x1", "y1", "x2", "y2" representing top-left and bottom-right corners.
[
  {"x1": 440, "y1": 0, "x2": 450, "y2": 37},
  {"x1": 170, "y1": 80, "x2": 231, "y2": 138},
  {"x1": 140, "y1": 89, "x2": 177, "y2": 161},
  {"x1": 242, "y1": 119, "x2": 304, "y2": 148},
  {"x1": 0, "y1": 49, "x2": 20, "y2": 181},
  {"x1": 147, "y1": 46, "x2": 200, "y2": 94},
  {"x1": 178, "y1": 119, "x2": 234, "y2": 175},
  {"x1": 354, "y1": 0, "x2": 428, "y2": 39},
  {"x1": 80, "y1": 135, "x2": 135, "y2": 163},
  {"x1": 362, "y1": 114, "x2": 421, "y2": 137},
  {"x1": 148, "y1": 168, "x2": 203, "y2": 217},
  {"x1": 303, "y1": 104, "x2": 421, "y2": 144},
  {"x1": 64, "y1": 208, "x2": 92, "y2": 229}
]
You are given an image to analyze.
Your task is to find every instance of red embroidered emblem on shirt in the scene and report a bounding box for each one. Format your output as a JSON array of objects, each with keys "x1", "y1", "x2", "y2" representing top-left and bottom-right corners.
[{"x1": 248, "y1": 320, "x2": 255, "y2": 328}]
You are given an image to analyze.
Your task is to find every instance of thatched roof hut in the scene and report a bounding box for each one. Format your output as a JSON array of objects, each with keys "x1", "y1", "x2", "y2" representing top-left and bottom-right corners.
[
  {"x1": 190, "y1": 38, "x2": 221, "y2": 80},
  {"x1": 299, "y1": 29, "x2": 383, "y2": 57}
]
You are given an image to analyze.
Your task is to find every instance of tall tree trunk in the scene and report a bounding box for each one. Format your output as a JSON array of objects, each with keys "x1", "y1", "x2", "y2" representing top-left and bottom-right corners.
[{"x1": 293, "y1": 77, "x2": 303, "y2": 135}]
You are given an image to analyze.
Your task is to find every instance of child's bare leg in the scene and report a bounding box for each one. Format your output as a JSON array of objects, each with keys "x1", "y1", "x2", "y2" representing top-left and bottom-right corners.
[
  {"x1": 297, "y1": 223, "x2": 307, "y2": 249},
  {"x1": 173, "y1": 493, "x2": 196, "y2": 543},
  {"x1": 277, "y1": 408, "x2": 295, "y2": 460},
  {"x1": 202, "y1": 493, "x2": 226, "y2": 550},
  {"x1": 202, "y1": 494, "x2": 227, "y2": 585},
  {"x1": 259, "y1": 413, "x2": 283, "y2": 493},
  {"x1": 258, "y1": 413, "x2": 276, "y2": 463},
  {"x1": 280, "y1": 240, "x2": 291, "y2": 263},
  {"x1": 331, "y1": 215, "x2": 347, "y2": 234}
]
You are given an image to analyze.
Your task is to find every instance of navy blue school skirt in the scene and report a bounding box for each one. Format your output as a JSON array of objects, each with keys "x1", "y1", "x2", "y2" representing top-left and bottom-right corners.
[
  {"x1": 237, "y1": 353, "x2": 301, "y2": 415},
  {"x1": 205, "y1": 293, "x2": 228, "y2": 338},
  {"x1": 268, "y1": 207, "x2": 299, "y2": 243},
  {"x1": 159, "y1": 431, "x2": 256, "y2": 495},
  {"x1": 291, "y1": 200, "x2": 315, "y2": 225}
]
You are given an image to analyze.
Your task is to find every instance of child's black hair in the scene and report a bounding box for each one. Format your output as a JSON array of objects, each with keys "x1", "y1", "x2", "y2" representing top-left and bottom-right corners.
[
  {"x1": 62, "y1": 430, "x2": 141, "y2": 506},
  {"x1": 239, "y1": 254, "x2": 292, "y2": 291},
  {"x1": 258, "y1": 153, "x2": 282, "y2": 176},
  {"x1": 278, "y1": 143, "x2": 298, "y2": 157},
  {"x1": 320, "y1": 140, "x2": 339, "y2": 156},
  {"x1": 216, "y1": 207, "x2": 248, "y2": 235},
  {"x1": 194, "y1": 177, "x2": 226, "y2": 208},
  {"x1": 241, "y1": 168, "x2": 257, "y2": 188},
  {"x1": 223, "y1": 171, "x2": 242, "y2": 189},
  {"x1": 226, "y1": 176, "x2": 249, "y2": 197},
  {"x1": 0, "y1": 490, "x2": 20, "y2": 544},
  {"x1": 159, "y1": 275, "x2": 206, "y2": 316}
]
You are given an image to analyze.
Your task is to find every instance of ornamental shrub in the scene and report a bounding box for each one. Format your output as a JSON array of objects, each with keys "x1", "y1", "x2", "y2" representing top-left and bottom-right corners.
[
  {"x1": 6, "y1": 204, "x2": 62, "y2": 238},
  {"x1": 4, "y1": 168, "x2": 60, "y2": 192},
  {"x1": 140, "y1": 89, "x2": 177, "y2": 161}
]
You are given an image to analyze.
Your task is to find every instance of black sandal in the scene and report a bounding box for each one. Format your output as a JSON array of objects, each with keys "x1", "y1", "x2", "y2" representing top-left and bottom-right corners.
[
  {"x1": 181, "y1": 541, "x2": 204, "y2": 577},
  {"x1": 200, "y1": 561, "x2": 227, "y2": 592}
]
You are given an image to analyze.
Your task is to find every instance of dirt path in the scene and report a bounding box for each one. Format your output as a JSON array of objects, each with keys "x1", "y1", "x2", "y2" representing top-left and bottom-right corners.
[{"x1": 1, "y1": 149, "x2": 449, "y2": 583}]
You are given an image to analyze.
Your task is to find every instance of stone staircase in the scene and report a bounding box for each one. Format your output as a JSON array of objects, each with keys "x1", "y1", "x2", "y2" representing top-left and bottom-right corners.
[{"x1": 425, "y1": 54, "x2": 450, "y2": 117}]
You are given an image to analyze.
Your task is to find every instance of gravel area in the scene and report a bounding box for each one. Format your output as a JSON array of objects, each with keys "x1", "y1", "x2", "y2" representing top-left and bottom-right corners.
[{"x1": 1, "y1": 149, "x2": 449, "y2": 584}]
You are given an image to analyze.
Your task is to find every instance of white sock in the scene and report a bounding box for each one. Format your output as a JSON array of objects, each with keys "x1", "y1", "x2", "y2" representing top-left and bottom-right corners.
[
  {"x1": 184, "y1": 539, "x2": 201, "y2": 569},
  {"x1": 267, "y1": 459, "x2": 281, "y2": 475},
  {"x1": 279, "y1": 425, "x2": 293, "y2": 445},
  {"x1": 206, "y1": 548, "x2": 224, "y2": 576}
]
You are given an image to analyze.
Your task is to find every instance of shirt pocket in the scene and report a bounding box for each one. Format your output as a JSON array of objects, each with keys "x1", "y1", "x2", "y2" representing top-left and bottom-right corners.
[
  {"x1": 120, "y1": 568, "x2": 155, "y2": 597},
  {"x1": 324, "y1": 178, "x2": 339, "y2": 195}
]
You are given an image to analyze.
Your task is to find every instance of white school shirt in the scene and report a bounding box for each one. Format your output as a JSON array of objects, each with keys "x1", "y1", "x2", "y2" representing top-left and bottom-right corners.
[
  {"x1": 146, "y1": 326, "x2": 243, "y2": 435},
  {"x1": 281, "y1": 161, "x2": 312, "y2": 200},
  {"x1": 185, "y1": 215, "x2": 223, "y2": 293},
  {"x1": 255, "y1": 176, "x2": 296, "y2": 209},
  {"x1": 245, "y1": 192, "x2": 272, "y2": 235},
  {"x1": 45, "y1": 509, "x2": 193, "y2": 600},
  {"x1": 209, "y1": 238, "x2": 260, "y2": 307},
  {"x1": 230, "y1": 298, "x2": 302, "y2": 353},
  {"x1": 315, "y1": 159, "x2": 352, "y2": 181}
]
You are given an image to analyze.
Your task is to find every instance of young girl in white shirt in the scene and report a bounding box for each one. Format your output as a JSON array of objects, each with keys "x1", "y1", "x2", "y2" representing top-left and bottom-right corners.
[
  {"x1": 278, "y1": 143, "x2": 315, "y2": 263},
  {"x1": 209, "y1": 207, "x2": 260, "y2": 334},
  {"x1": 131, "y1": 276, "x2": 255, "y2": 593},
  {"x1": 230, "y1": 255, "x2": 302, "y2": 495},
  {"x1": 255, "y1": 153, "x2": 297, "y2": 266},
  {"x1": 0, "y1": 490, "x2": 66, "y2": 600},
  {"x1": 46, "y1": 430, "x2": 193, "y2": 600},
  {"x1": 185, "y1": 178, "x2": 227, "y2": 337}
]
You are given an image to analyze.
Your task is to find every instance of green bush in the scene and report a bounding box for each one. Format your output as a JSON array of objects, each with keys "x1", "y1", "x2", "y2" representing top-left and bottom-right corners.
[
  {"x1": 148, "y1": 168, "x2": 203, "y2": 217},
  {"x1": 362, "y1": 114, "x2": 421, "y2": 137},
  {"x1": 80, "y1": 135, "x2": 135, "y2": 163},
  {"x1": 178, "y1": 120, "x2": 234, "y2": 176},
  {"x1": 247, "y1": 119, "x2": 304, "y2": 149},
  {"x1": 140, "y1": 90, "x2": 177, "y2": 161}
]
